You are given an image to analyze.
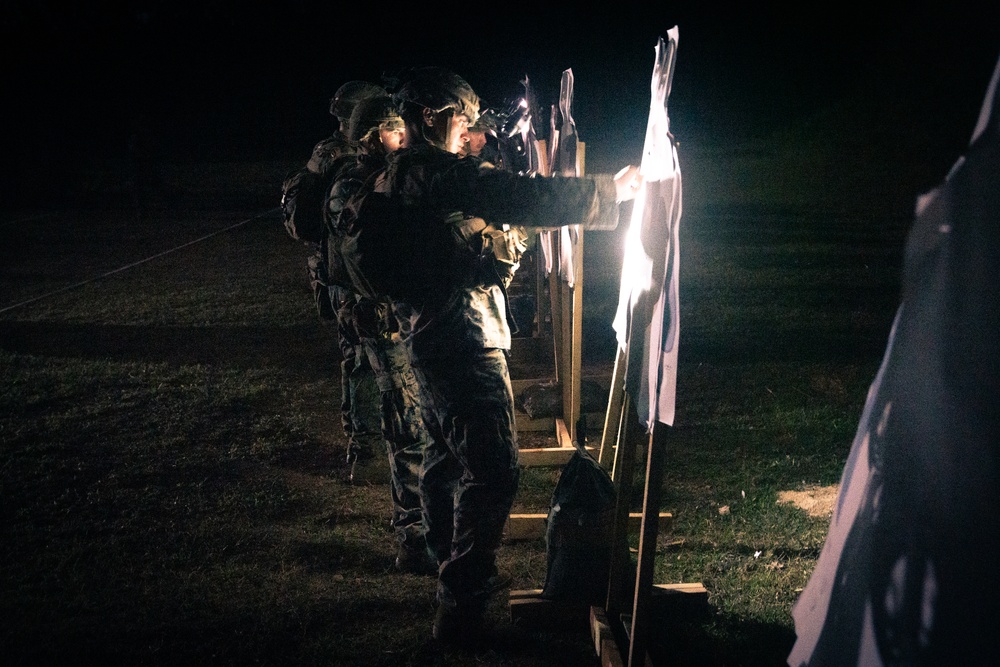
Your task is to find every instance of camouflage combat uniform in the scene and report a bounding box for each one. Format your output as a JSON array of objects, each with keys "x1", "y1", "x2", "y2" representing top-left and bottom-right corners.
[
  {"x1": 304, "y1": 133, "x2": 373, "y2": 458},
  {"x1": 305, "y1": 81, "x2": 385, "y2": 471},
  {"x1": 328, "y1": 150, "x2": 432, "y2": 567},
  {"x1": 375, "y1": 142, "x2": 619, "y2": 617}
]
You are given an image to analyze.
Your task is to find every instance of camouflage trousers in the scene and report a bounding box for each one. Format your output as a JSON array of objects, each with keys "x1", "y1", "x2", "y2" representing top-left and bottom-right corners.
[
  {"x1": 331, "y1": 285, "x2": 362, "y2": 441},
  {"x1": 345, "y1": 343, "x2": 382, "y2": 457},
  {"x1": 412, "y1": 347, "x2": 520, "y2": 612},
  {"x1": 360, "y1": 335, "x2": 430, "y2": 554}
]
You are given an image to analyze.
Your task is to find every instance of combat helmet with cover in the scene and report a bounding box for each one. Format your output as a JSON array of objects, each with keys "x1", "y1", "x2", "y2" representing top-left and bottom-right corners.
[
  {"x1": 392, "y1": 67, "x2": 480, "y2": 125},
  {"x1": 330, "y1": 80, "x2": 387, "y2": 128},
  {"x1": 347, "y1": 95, "x2": 405, "y2": 144}
]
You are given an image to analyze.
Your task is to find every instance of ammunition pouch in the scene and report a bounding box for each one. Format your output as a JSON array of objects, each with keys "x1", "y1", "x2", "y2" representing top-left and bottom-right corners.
[
  {"x1": 447, "y1": 214, "x2": 528, "y2": 289},
  {"x1": 352, "y1": 297, "x2": 397, "y2": 340},
  {"x1": 483, "y1": 225, "x2": 528, "y2": 288},
  {"x1": 446, "y1": 214, "x2": 529, "y2": 333}
]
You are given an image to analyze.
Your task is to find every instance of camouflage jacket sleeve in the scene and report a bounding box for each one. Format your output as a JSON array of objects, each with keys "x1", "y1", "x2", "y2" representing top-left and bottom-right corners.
[
  {"x1": 387, "y1": 147, "x2": 619, "y2": 230},
  {"x1": 325, "y1": 177, "x2": 356, "y2": 232}
]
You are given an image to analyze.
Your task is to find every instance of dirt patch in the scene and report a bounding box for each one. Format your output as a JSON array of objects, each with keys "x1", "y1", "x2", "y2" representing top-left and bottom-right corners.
[{"x1": 777, "y1": 484, "x2": 839, "y2": 517}]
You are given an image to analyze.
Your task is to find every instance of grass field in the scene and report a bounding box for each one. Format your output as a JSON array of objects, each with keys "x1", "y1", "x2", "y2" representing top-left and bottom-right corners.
[{"x1": 0, "y1": 177, "x2": 909, "y2": 665}]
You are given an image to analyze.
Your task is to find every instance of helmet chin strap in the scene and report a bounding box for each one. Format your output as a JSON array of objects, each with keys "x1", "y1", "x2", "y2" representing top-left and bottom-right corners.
[
  {"x1": 421, "y1": 107, "x2": 455, "y2": 152},
  {"x1": 440, "y1": 108, "x2": 456, "y2": 152},
  {"x1": 420, "y1": 123, "x2": 444, "y2": 151}
]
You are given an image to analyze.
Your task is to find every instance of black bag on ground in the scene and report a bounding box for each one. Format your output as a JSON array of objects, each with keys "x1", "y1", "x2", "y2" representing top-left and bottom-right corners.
[
  {"x1": 540, "y1": 444, "x2": 617, "y2": 603},
  {"x1": 280, "y1": 167, "x2": 327, "y2": 243}
]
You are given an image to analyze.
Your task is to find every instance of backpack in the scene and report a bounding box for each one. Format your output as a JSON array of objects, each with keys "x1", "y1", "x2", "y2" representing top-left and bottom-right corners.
[{"x1": 279, "y1": 167, "x2": 327, "y2": 244}]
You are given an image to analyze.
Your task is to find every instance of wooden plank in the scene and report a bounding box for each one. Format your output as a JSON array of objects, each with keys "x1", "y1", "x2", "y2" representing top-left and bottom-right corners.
[
  {"x1": 591, "y1": 605, "x2": 625, "y2": 667},
  {"x1": 601, "y1": 637, "x2": 626, "y2": 667},
  {"x1": 599, "y1": 347, "x2": 627, "y2": 468},
  {"x1": 606, "y1": 392, "x2": 638, "y2": 614},
  {"x1": 627, "y1": 424, "x2": 669, "y2": 667},
  {"x1": 540, "y1": 583, "x2": 707, "y2": 606},
  {"x1": 565, "y1": 144, "x2": 585, "y2": 444},
  {"x1": 567, "y1": 228, "x2": 584, "y2": 443},
  {"x1": 554, "y1": 417, "x2": 573, "y2": 449},
  {"x1": 652, "y1": 582, "x2": 708, "y2": 599},
  {"x1": 504, "y1": 512, "x2": 673, "y2": 541},
  {"x1": 549, "y1": 240, "x2": 563, "y2": 385},
  {"x1": 590, "y1": 605, "x2": 612, "y2": 656},
  {"x1": 560, "y1": 275, "x2": 572, "y2": 435},
  {"x1": 517, "y1": 444, "x2": 596, "y2": 467}
]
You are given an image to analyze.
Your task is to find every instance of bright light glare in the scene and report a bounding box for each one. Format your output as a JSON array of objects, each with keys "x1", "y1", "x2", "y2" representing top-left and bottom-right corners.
[{"x1": 619, "y1": 187, "x2": 653, "y2": 292}]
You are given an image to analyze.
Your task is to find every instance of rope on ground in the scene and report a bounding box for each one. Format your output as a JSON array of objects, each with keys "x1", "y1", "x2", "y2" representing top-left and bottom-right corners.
[{"x1": 0, "y1": 207, "x2": 281, "y2": 315}]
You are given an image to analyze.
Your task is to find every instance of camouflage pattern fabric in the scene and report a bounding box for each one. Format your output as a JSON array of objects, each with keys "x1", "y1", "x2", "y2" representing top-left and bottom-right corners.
[
  {"x1": 373, "y1": 140, "x2": 620, "y2": 616},
  {"x1": 414, "y1": 348, "x2": 519, "y2": 611},
  {"x1": 331, "y1": 284, "x2": 382, "y2": 471},
  {"x1": 307, "y1": 132, "x2": 353, "y2": 176},
  {"x1": 361, "y1": 334, "x2": 429, "y2": 553}
]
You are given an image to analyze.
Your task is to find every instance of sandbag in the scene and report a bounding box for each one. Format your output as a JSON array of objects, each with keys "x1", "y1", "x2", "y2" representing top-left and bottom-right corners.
[{"x1": 517, "y1": 379, "x2": 609, "y2": 419}]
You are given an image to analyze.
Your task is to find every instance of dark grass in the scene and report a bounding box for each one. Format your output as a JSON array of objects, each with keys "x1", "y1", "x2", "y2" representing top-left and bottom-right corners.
[{"x1": 0, "y1": 184, "x2": 907, "y2": 665}]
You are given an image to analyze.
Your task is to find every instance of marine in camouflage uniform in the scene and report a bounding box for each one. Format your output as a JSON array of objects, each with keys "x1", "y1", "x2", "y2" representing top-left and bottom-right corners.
[
  {"x1": 325, "y1": 96, "x2": 435, "y2": 573},
  {"x1": 373, "y1": 67, "x2": 640, "y2": 642},
  {"x1": 303, "y1": 81, "x2": 386, "y2": 474}
]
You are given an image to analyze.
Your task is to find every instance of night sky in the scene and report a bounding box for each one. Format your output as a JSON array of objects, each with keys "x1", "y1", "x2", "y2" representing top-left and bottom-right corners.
[{"x1": 3, "y1": 2, "x2": 998, "y2": 210}]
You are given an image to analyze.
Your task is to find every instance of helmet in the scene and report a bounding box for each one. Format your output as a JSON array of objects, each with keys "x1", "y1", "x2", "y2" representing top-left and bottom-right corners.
[
  {"x1": 329, "y1": 81, "x2": 387, "y2": 121},
  {"x1": 348, "y1": 95, "x2": 404, "y2": 143},
  {"x1": 392, "y1": 67, "x2": 480, "y2": 123}
]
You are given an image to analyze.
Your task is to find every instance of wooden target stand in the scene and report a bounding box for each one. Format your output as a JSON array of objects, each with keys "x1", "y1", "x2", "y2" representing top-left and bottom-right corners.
[
  {"x1": 503, "y1": 144, "x2": 707, "y2": 666},
  {"x1": 510, "y1": 347, "x2": 708, "y2": 667},
  {"x1": 591, "y1": 351, "x2": 708, "y2": 667},
  {"x1": 505, "y1": 141, "x2": 601, "y2": 543}
]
